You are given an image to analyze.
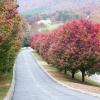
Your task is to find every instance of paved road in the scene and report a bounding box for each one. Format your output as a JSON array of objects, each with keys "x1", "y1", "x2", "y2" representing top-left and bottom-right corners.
[{"x1": 12, "y1": 48, "x2": 100, "y2": 100}]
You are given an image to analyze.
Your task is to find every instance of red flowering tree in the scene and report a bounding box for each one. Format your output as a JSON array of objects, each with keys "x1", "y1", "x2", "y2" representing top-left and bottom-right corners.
[
  {"x1": 62, "y1": 20, "x2": 100, "y2": 82},
  {"x1": 30, "y1": 19, "x2": 100, "y2": 82}
]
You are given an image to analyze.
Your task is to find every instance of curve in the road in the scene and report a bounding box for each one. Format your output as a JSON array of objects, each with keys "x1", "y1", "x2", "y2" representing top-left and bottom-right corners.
[{"x1": 12, "y1": 48, "x2": 100, "y2": 100}]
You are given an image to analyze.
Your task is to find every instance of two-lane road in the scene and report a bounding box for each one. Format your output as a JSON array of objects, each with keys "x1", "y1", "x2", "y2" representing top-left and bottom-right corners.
[{"x1": 12, "y1": 48, "x2": 100, "y2": 100}]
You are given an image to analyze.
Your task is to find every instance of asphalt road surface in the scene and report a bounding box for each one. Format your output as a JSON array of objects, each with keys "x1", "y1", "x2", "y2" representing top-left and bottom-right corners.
[{"x1": 12, "y1": 48, "x2": 100, "y2": 100}]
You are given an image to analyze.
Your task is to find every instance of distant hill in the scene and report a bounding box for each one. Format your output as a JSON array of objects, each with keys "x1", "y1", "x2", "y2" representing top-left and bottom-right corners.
[
  {"x1": 21, "y1": 0, "x2": 100, "y2": 16},
  {"x1": 21, "y1": 0, "x2": 100, "y2": 23},
  {"x1": 25, "y1": 10, "x2": 80, "y2": 24}
]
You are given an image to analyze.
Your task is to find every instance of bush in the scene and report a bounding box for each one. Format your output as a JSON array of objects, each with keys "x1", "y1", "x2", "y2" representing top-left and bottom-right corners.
[{"x1": 22, "y1": 37, "x2": 29, "y2": 47}]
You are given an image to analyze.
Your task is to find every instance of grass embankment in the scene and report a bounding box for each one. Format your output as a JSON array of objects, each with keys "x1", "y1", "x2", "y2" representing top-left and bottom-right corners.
[
  {"x1": 0, "y1": 72, "x2": 12, "y2": 100},
  {"x1": 33, "y1": 50, "x2": 100, "y2": 94}
]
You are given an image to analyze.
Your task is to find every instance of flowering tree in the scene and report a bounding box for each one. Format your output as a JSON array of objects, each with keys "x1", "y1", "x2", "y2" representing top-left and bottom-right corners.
[
  {"x1": 31, "y1": 19, "x2": 100, "y2": 82},
  {"x1": 0, "y1": 0, "x2": 21, "y2": 74},
  {"x1": 62, "y1": 20, "x2": 100, "y2": 82}
]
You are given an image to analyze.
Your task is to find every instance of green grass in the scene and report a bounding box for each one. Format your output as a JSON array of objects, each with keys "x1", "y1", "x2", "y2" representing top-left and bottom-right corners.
[
  {"x1": 41, "y1": 23, "x2": 62, "y2": 32},
  {"x1": 73, "y1": 72, "x2": 100, "y2": 87},
  {"x1": 0, "y1": 72, "x2": 12, "y2": 100}
]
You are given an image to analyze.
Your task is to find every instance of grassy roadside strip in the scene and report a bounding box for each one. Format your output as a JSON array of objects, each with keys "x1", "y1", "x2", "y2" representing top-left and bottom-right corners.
[
  {"x1": 67, "y1": 72, "x2": 100, "y2": 87},
  {"x1": 0, "y1": 72, "x2": 12, "y2": 100},
  {"x1": 32, "y1": 49, "x2": 100, "y2": 97}
]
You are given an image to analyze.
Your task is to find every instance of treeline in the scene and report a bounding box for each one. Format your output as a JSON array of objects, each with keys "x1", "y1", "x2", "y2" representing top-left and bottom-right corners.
[
  {"x1": 30, "y1": 19, "x2": 100, "y2": 82},
  {"x1": 0, "y1": 0, "x2": 21, "y2": 74},
  {"x1": 25, "y1": 10, "x2": 80, "y2": 25}
]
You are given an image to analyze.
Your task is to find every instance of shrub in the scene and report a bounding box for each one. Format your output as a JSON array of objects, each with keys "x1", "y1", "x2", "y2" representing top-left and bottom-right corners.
[{"x1": 22, "y1": 37, "x2": 29, "y2": 47}]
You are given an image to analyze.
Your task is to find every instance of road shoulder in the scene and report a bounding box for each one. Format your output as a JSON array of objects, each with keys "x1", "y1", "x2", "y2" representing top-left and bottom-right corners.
[{"x1": 32, "y1": 49, "x2": 100, "y2": 98}]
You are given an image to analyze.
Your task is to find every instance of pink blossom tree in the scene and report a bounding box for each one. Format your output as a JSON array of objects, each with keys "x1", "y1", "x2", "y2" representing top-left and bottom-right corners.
[{"x1": 30, "y1": 19, "x2": 100, "y2": 82}]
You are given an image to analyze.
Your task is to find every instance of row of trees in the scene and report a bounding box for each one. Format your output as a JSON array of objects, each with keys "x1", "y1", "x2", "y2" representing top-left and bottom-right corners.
[
  {"x1": 30, "y1": 19, "x2": 100, "y2": 82},
  {"x1": 0, "y1": 0, "x2": 21, "y2": 74}
]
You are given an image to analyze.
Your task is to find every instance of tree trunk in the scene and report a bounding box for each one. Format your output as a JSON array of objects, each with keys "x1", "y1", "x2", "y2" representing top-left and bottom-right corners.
[
  {"x1": 72, "y1": 70, "x2": 75, "y2": 79},
  {"x1": 81, "y1": 69, "x2": 85, "y2": 82},
  {"x1": 64, "y1": 67, "x2": 67, "y2": 74}
]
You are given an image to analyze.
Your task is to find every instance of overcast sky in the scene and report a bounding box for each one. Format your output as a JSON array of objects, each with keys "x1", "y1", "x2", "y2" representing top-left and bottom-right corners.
[
  {"x1": 18, "y1": 0, "x2": 33, "y2": 12},
  {"x1": 17, "y1": 0, "x2": 100, "y2": 15},
  {"x1": 17, "y1": 0, "x2": 54, "y2": 13}
]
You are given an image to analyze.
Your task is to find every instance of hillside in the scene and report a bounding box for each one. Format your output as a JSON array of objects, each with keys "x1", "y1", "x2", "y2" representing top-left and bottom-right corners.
[
  {"x1": 20, "y1": 0, "x2": 100, "y2": 16},
  {"x1": 19, "y1": 0, "x2": 100, "y2": 23}
]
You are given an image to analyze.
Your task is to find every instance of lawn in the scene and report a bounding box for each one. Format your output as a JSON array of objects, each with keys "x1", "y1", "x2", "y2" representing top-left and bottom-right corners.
[
  {"x1": 41, "y1": 23, "x2": 62, "y2": 32},
  {"x1": 0, "y1": 72, "x2": 12, "y2": 100}
]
